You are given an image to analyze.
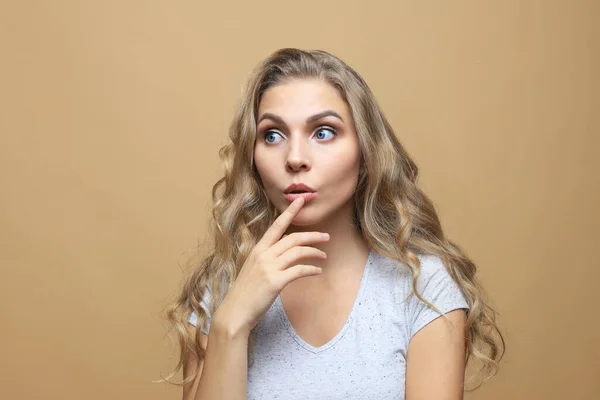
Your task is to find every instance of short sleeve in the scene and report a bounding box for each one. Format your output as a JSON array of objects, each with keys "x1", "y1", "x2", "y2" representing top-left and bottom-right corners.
[
  {"x1": 187, "y1": 282, "x2": 212, "y2": 335},
  {"x1": 408, "y1": 255, "x2": 470, "y2": 340}
]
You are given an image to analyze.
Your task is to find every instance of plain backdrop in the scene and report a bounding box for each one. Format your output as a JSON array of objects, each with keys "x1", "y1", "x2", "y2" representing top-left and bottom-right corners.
[{"x1": 1, "y1": 1, "x2": 598, "y2": 399}]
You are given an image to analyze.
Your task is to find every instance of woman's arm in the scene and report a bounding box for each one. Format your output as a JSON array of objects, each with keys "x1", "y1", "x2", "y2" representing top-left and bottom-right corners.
[
  {"x1": 182, "y1": 327, "x2": 208, "y2": 400},
  {"x1": 183, "y1": 313, "x2": 250, "y2": 400},
  {"x1": 405, "y1": 309, "x2": 468, "y2": 400}
]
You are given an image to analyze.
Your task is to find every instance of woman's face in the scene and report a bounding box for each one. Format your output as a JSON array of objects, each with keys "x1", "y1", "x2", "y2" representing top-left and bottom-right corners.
[{"x1": 254, "y1": 78, "x2": 361, "y2": 227}]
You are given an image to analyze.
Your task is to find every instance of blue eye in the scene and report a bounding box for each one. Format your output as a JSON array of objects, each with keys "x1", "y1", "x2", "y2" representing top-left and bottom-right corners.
[
  {"x1": 264, "y1": 131, "x2": 283, "y2": 143},
  {"x1": 315, "y1": 126, "x2": 337, "y2": 140}
]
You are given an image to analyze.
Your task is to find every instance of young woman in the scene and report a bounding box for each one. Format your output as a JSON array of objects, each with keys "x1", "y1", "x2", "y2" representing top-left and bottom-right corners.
[{"x1": 162, "y1": 48, "x2": 505, "y2": 399}]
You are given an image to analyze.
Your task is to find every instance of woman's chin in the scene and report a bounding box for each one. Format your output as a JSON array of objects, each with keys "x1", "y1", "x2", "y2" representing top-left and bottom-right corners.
[
  {"x1": 289, "y1": 213, "x2": 317, "y2": 226},
  {"x1": 289, "y1": 210, "x2": 330, "y2": 228}
]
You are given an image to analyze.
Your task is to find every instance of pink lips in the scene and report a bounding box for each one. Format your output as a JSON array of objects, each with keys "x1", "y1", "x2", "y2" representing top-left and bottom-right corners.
[
  {"x1": 284, "y1": 192, "x2": 317, "y2": 203},
  {"x1": 284, "y1": 182, "x2": 317, "y2": 203}
]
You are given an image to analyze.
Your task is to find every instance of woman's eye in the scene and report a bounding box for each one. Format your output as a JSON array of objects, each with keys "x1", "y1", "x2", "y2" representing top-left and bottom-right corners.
[
  {"x1": 315, "y1": 126, "x2": 337, "y2": 140},
  {"x1": 264, "y1": 131, "x2": 283, "y2": 143}
]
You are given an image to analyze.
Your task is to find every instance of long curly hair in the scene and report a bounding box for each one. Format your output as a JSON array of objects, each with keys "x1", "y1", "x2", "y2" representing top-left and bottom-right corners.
[{"x1": 159, "y1": 48, "x2": 505, "y2": 391}]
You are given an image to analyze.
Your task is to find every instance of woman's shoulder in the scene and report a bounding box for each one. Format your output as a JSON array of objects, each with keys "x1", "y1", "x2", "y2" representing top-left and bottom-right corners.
[{"x1": 371, "y1": 250, "x2": 448, "y2": 276}]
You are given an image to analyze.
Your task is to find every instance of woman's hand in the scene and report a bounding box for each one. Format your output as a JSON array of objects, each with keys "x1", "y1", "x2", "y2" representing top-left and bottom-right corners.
[{"x1": 213, "y1": 197, "x2": 329, "y2": 336}]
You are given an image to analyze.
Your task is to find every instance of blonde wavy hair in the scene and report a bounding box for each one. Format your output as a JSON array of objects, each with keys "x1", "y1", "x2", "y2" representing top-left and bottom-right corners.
[{"x1": 159, "y1": 48, "x2": 505, "y2": 391}]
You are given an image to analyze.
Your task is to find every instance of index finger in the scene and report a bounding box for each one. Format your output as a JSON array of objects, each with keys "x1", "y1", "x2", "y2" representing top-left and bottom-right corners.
[{"x1": 258, "y1": 197, "x2": 305, "y2": 248}]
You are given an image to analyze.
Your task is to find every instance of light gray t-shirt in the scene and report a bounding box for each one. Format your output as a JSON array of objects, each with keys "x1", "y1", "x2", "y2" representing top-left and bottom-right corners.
[{"x1": 188, "y1": 250, "x2": 470, "y2": 399}]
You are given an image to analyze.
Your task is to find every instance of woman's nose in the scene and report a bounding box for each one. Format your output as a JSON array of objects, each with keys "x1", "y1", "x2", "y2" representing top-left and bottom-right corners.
[{"x1": 285, "y1": 138, "x2": 311, "y2": 172}]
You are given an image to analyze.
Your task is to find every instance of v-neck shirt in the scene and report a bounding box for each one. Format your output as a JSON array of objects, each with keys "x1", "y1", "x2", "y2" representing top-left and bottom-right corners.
[
  {"x1": 188, "y1": 250, "x2": 470, "y2": 399},
  {"x1": 273, "y1": 249, "x2": 372, "y2": 354}
]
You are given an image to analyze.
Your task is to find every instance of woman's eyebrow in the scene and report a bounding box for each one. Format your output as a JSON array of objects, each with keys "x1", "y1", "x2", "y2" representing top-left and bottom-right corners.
[{"x1": 257, "y1": 110, "x2": 344, "y2": 126}]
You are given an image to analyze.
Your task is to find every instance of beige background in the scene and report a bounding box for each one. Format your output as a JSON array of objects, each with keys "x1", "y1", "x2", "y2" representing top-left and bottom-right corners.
[{"x1": 1, "y1": 1, "x2": 598, "y2": 399}]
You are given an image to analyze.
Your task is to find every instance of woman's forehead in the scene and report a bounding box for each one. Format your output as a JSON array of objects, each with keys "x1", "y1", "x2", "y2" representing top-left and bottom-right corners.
[{"x1": 257, "y1": 79, "x2": 349, "y2": 122}]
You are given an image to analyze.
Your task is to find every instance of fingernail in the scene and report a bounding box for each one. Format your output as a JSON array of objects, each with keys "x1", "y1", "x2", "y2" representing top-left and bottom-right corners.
[{"x1": 323, "y1": 233, "x2": 330, "y2": 239}]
